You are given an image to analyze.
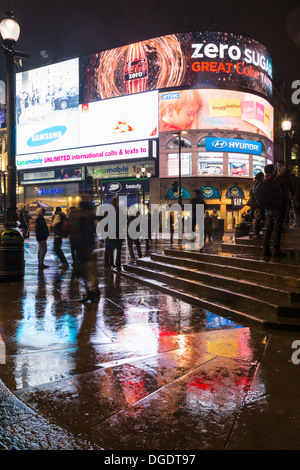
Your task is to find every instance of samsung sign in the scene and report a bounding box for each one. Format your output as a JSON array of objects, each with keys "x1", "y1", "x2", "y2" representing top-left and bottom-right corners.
[
  {"x1": 206, "y1": 137, "x2": 262, "y2": 156},
  {"x1": 27, "y1": 126, "x2": 67, "y2": 147}
]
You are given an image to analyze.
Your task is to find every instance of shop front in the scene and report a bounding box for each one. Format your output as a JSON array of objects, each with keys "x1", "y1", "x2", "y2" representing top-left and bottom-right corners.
[
  {"x1": 93, "y1": 177, "x2": 150, "y2": 210},
  {"x1": 23, "y1": 181, "x2": 81, "y2": 213}
]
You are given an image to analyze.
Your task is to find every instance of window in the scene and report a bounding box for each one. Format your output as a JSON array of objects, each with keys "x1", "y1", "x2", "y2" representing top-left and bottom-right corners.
[
  {"x1": 166, "y1": 136, "x2": 191, "y2": 149},
  {"x1": 198, "y1": 152, "x2": 223, "y2": 175},
  {"x1": 168, "y1": 153, "x2": 192, "y2": 176},
  {"x1": 228, "y1": 153, "x2": 249, "y2": 177}
]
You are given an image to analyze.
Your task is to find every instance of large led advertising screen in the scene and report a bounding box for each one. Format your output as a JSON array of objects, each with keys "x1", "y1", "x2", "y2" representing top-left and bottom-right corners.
[
  {"x1": 79, "y1": 91, "x2": 158, "y2": 147},
  {"x1": 80, "y1": 31, "x2": 273, "y2": 104},
  {"x1": 159, "y1": 88, "x2": 273, "y2": 140},
  {"x1": 16, "y1": 58, "x2": 80, "y2": 156}
]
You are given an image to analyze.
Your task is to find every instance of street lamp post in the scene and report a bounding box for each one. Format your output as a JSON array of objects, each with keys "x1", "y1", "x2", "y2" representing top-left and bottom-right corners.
[
  {"x1": 172, "y1": 131, "x2": 187, "y2": 209},
  {"x1": 0, "y1": 12, "x2": 20, "y2": 226},
  {"x1": 281, "y1": 119, "x2": 292, "y2": 167},
  {"x1": 136, "y1": 166, "x2": 151, "y2": 216},
  {"x1": 0, "y1": 11, "x2": 29, "y2": 281}
]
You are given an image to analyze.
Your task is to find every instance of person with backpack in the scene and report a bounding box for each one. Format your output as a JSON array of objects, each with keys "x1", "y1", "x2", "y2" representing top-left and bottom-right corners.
[
  {"x1": 51, "y1": 206, "x2": 69, "y2": 269},
  {"x1": 248, "y1": 172, "x2": 265, "y2": 238},
  {"x1": 260, "y1": 164, "x2": 287, "y2": 258}
]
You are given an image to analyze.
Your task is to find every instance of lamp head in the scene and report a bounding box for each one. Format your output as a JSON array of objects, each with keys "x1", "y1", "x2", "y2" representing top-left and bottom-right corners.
[
  {"x1": 282, "y1": 120, "x2": 292, "y2": 132},
  {"x1": 0, "y1": 11, "x2": 20, "y2": 45}
]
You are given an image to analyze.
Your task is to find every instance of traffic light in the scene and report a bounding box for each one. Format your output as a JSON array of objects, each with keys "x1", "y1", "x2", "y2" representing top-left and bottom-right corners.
[{"x1": 172, "y1": 181, "x2": 178, "y2": 193}]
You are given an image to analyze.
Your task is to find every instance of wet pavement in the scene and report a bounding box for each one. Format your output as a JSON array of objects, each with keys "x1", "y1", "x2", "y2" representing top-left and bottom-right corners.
[{"x1": 1, "y1": 234, "x2": 300, "y2": 451}]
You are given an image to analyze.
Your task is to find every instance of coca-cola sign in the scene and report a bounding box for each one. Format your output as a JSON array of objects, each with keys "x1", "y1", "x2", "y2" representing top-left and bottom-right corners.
[{"x1": 80, "y1": 31, "x2": 273, "y2": 104}]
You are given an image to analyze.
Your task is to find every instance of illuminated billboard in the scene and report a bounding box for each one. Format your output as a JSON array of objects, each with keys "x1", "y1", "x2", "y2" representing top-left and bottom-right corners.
[
  {"x1": 16, "y1": 141, "x2": 151, "y2": 170},
  {"x1": 16, "y1": 58, "x2": 80, "y2": 156},
  {"x1": 159, "y1": 89, "x2": 273, "y2": 140},
  {"x1": 79, "y1": 91, "x2": 158, "y2": 147},
  {"x1": 80, "y1": 31, "x2": 273, "y2": 104}
]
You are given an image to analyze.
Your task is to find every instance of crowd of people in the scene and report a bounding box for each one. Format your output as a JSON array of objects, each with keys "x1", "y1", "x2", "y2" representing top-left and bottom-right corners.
[
  {"x1": 22, "y1": 195, "x2": 154, "y2": 303},
  {"x1": 204, "y1": 209, "x2": 220, "y2": 242},
  {"x1": 14, "y1": 160, "x2": 299, "y2": 301},
  {"x1": 247, "y1": 160, "x2": 300, "y2": 257}
]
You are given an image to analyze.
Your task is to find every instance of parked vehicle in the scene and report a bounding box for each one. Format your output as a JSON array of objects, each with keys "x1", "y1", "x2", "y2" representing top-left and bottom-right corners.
[
  {"x1": 53, "y1": 87, "x2": 79, "y2": 110},
  {"x1": 201, "y1": 165, "x2": 222, "y2": 175}
]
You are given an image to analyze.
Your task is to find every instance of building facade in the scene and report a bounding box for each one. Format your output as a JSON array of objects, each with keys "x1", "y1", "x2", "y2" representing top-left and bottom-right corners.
[{"x1": 10, "y1": 31, "x2": 275, "y2": 231}]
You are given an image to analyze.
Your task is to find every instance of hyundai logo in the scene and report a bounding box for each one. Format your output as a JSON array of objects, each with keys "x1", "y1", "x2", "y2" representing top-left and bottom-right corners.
[{"x1": 212, "y1": 140, "x2": 227, "y2": 149}]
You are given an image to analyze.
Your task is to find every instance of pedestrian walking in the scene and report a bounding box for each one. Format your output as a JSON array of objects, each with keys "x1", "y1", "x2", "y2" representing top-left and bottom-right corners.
[
  {"x1": 204, "y1": 211, "x2": 212, "y2": 242},
  {"x1": 261, "y1": 164, "x2": 287, "y2": 257},
  {"x1": 127, "y1": 212, "x2": 142, "y2": 261},
  {"x1": 76, "y1": 201, "x2": 100, "y2": 303},
  {"x1": 35, "y1": 207, "x2": 49, "y2": 269},
  {"x1": 170, "y1": 211, "x2": 174, "y2": 244},
  {"x1": 191, "y1": 190, "x2": 204, "y2": 233},
  {"x1": 248, "y1": 172, "x2": 265, "y2": 238},
  {"x1": 51, "y1": 207, "x2": 69, "y2": 269},
  {"x1": 68, "y1": 206, "x2": 80, "y2": 268},
  {"x1": 109, "y1": 195, "x2": 124, "y2": 270},
  {"x1": 145, "y1": 211, "x2": 151, "y2": 250},
  {"x1": 17, "y1": 203, "x2": 30, "y2": 238},
  {"x1": 211, "y1": 209, "x2": 219, "y2": 240}
]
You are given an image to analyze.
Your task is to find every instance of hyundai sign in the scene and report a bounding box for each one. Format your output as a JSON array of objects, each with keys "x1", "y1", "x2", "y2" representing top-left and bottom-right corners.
[{"x1": 206, "y1": 137, "x2": 262, "y2": 155}]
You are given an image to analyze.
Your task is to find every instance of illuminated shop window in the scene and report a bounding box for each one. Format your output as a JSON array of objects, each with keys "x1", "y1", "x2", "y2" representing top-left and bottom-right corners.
[
  {"x1": 166, "y1": 137, "x2": 191, "y2": 149},
  {"x1": 198, "y1": 152, "x2": 223, "y2": 176},
  {"x1": 253, "y1": 155, "x2": 266, "y2": 176},
  {"x1": 167, "y1": 153, "x2": 192, "y2": 176},
  {"x1": 291, "y1": 144, "x2": 299, "y2": 160},
  {"x1": 228, "y1": 153, "x2": 249, "y2": 177}
]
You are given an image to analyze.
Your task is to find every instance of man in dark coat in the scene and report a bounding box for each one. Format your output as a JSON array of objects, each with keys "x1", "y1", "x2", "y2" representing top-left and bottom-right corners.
[
  {"x1": 51, "y1": 207, "x2": 69, "y2": 268},
  {"x1": 76, "y1": 201, "x2": 100, "y2": 302},
  {"x1": 35, "y1": 207, "x2": 49, "y2": 268},
  {"x1": 263, "y1": 164, "x2": 287, "y2": 257}
]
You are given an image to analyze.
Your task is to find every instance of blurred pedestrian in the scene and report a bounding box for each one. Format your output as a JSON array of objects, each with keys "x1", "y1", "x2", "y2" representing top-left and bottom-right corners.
[
  {"x1": 17, "y1": 203, "x2": 30, "y2": 238},
  {"x1": 144, "y1": 210, "x2": 151, "y2": 250},
  {"x1": 35, "y1": 207, "x2": 49, "y2": 269},
  {"x1": 211, "y1": 209, "x2": 219, "y2": 240},
  {"x1": 170, "y1": 211, "x2": 174, "y2": 244},
  {"x1": 68, "y1": 206, "x2": 80, "y2": 268},
  {"x1": 76, "y1": 200, "x2": 100, "y2": 303},
  {"x1": 262, "y1": 164, "x2": 287, "y2": 257},
  {"x1": 204, "y1": 211, "x2": 212, "y2": 242},
  {"x1": 109, "y1": 195, "x2": 124, "y2": 270},
  {"x1": 248, "y1": 172, "x2": 265, "y2": 238},
  {"x1": 276, "y1": 160, "x2": 293, "y2": 226},
  {"x1": 191, "y1": 190, "x2": 204, "y2": 233},
  {"x1": 127, "y1": 212, "x2": 142, "y2": 261},
  {"x1": 51, "y1": 207, "x2": 69, "y2": 269}
]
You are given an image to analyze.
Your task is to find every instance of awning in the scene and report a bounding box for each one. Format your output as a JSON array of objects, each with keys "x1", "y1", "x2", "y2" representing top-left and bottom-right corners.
[
  {"x1": 166, "y1": 187, "x2": 191, "y2": 199},
  {"x1": 199, "y1": 186, "x2": 221, "y2": 199}
]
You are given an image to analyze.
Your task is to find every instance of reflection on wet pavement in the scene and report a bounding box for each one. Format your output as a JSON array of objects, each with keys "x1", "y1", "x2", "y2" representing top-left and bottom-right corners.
[{"x1": 0, "y1": 238, "x2": 268, "y2": 449}]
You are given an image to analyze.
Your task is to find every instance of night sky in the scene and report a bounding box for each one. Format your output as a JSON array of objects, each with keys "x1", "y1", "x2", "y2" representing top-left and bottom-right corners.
[{"x1": 0, "y1": 0, "x2": 299, "y2": 106}]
